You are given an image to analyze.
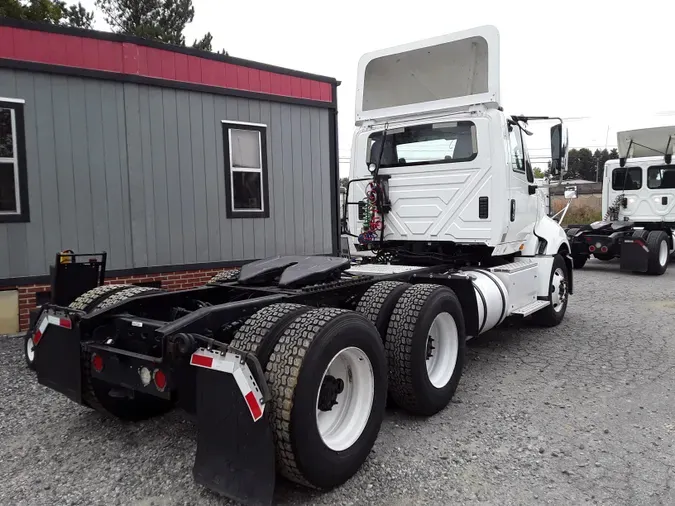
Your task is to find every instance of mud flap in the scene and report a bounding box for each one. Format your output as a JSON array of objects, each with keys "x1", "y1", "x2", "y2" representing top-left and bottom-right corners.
[
  {"x1": 193, "y1": 361, "x2": 275, "y2": 506},
  {"x1": 34, "y1": 313, "x2": 83, "y2": 404},
  {"x1": 620, "y1": 239, "x2": 649, "y2": 272}
]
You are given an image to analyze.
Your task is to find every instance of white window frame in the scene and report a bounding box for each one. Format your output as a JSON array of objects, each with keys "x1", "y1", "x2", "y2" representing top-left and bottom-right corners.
[
  {"x1": 222, "y1": 120, "x2": 269, "y2": 219},
  {"x1": 0, "y1": 98, "x2": 28, "y2": 222},
  {"x1": 228, "y1": 129, "x2": 264, "y2": 212}
]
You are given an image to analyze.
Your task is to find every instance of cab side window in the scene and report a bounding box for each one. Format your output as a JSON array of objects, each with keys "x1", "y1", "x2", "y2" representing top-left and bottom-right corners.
[
  {"x1": 508, "y1": 126, "x2": 524, "y2": 172},
  {"x1": 508, "y1": 124, "x2": 534, "y2": 183}
]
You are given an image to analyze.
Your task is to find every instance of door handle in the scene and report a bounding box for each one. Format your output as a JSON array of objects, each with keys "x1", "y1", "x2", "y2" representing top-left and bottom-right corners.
[
  {"x1": 510, "y1": 199, "x2": 516, "y2": 222},
  {"x1": 662, "y1": 196, "x2": 668, "y2": 205}
]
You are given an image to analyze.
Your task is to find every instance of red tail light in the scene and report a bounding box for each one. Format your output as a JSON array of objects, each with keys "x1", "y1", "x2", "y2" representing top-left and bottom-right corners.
[
  {"x1": 91, "y1": 353, "x2": 104, "y2": 373},
  {"x1": 600, "y1": 246, "x2": 608, "y2": 253},
  {"x1": 153, "y1": 369, "x2": 167, "y2": 391},
  {"x1": 589, "y1": 245, "x2": 596, "y2": 252}
]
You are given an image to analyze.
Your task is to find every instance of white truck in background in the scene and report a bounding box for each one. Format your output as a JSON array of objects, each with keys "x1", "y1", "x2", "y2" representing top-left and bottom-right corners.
[{"x1": 566, "y1": 126, "x2": 675, "y2": 274}]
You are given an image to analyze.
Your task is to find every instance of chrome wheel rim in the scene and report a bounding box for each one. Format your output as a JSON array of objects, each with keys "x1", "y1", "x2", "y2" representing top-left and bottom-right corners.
[{"x1": 551, "y1": 267, "x2": 567, "y2": 313}]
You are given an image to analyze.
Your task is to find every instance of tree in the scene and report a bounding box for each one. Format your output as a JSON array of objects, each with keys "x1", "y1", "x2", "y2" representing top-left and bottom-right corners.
[
  {"x1": 62, "y1": 1, "x2": 94, "y2": 28},
  {"x1": 192, "y1": 31, "x2": 212, "y2": 51},
  {"x1": 0, "y1": 0, "x2": 94, "y2": 28},
  {"x1": 96, "y1": 0, "x2": 216, "y2": 50},
  {"x1": 191, "y1": 31, "x2": 228, "y2": 54},
  {"x1": 564, "y1": 147, "x2": 595, "y2": 181},
  {"x1": 533, "y1": 167, "x2": 544, "y2": 179},
  {"x1": 591, "y1": 148, "x2": 619, "y2": 182}
]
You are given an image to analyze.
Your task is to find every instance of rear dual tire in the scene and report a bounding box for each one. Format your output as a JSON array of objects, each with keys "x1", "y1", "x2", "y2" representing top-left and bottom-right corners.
[
  {"x1": 234, "y1": 305, "x2": 387, "y2": 490},
  {"x1": 646, "y1": 230, "x2": 669, "y2": 275},
  {"x1": 385, "y1": 284, "x2": 466, "y2": 416}
]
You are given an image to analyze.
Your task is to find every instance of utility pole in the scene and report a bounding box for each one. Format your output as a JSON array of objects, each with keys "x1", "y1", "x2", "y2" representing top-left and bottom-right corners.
[{"x1": 596, "y1": 159, "x2": 600, "y2": 182}]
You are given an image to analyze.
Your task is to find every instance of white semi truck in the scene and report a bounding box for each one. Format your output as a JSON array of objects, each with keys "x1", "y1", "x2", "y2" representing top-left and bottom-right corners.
[
  {"x1": 566, "y1": 126, "x2": 675, "y2": 274},
  {"x1": 28, "y1": 26, "x2": 574, "y2": 506}
]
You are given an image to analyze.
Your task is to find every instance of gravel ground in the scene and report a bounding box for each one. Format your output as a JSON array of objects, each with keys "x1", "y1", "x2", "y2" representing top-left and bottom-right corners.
[{"x1": 1, "y1": 258, "x2": 674, "y2": 506}]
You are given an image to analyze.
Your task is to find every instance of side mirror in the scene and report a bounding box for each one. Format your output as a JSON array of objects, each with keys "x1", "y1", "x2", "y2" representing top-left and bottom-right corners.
[
  {"x1": 550, "y1": 124, "x2": 569, "y2": 177},
  {"x1": 564, "y1": 186, "x2": 578, "y2": 199}
]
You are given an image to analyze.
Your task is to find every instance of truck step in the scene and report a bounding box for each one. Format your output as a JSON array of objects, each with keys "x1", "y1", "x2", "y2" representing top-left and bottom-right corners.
[{"x1": 511, "y1": 300, "x2": 550, "y2": 317}]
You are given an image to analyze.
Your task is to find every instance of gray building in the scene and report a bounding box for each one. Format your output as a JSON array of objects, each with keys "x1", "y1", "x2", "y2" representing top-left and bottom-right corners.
[{"x1": 0, "y1": 19, "x2": 339, "y2": 332}]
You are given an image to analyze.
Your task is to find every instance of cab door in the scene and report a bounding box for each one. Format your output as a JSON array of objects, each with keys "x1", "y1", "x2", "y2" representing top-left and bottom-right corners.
[{"x1": 505, "y1": 123, "x2": 537, "y2": 242}]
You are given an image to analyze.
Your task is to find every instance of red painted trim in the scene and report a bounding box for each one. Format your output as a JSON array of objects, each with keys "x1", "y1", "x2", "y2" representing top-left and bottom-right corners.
[{"x1": 0, "y1": 26, "x2": 332, "y2": 103}]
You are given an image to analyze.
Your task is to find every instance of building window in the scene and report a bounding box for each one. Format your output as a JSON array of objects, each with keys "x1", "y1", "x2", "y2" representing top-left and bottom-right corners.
[
  {"x1": 0, "y1": 99, "x2": 29, "y2": 223},
  {"x1": 222, "y1": 121, "x2": 269, "y2": 219}
]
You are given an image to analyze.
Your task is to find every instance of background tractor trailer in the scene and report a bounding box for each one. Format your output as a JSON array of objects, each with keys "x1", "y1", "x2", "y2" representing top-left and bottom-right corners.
[
  {"x1": 27, "y1": 26, "x2": 573, "y2": 506},
  {"x1": 566, "y1": 126, "x2": 675, "y2": 274}
]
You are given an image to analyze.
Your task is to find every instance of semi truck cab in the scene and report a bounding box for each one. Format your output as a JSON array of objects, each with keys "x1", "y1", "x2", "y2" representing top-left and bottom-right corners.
[{"x1": 344, "y1": 25, "x2": 571, "y2": 262}]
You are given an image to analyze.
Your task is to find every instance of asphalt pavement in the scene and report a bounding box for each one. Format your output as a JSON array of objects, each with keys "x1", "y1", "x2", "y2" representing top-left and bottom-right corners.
[{"x1": 1, "y1": 258, "x2": 673, "y2": 506}]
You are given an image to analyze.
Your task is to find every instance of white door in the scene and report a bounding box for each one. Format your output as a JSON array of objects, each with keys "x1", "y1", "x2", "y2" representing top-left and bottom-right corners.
[{"x1": 505, "y1": 124, "x2": 537, "y2": 242}]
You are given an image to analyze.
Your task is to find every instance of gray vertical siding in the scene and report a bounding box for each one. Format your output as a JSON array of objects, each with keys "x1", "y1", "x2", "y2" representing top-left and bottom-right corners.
[{"x1": 0, "y1": 68, "x2": 334, "y2": 279}]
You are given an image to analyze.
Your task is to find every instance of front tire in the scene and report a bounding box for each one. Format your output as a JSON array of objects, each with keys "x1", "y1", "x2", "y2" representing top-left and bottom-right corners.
[
  {"x1": 532, "y1": 254, "x2": 569, "y2": 327},
  {"x1": 385, "y1": 284, "x2": 466, "y2": 416},
  {"x1": 265, "y1": 308, "x2": 387, "y2": 489},
  {"x1": 646, "y1": 230, "x2": 669, "y2": 275}
]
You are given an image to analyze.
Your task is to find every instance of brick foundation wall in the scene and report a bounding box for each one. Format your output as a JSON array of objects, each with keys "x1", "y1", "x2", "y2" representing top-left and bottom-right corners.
[{"x1": 8, "y1": 267, "x2": 233, "y2": 332}]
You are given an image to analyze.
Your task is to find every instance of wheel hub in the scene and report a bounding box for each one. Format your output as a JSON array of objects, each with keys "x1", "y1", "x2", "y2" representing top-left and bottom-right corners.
[
  {"x1": 425, "y1": 336, "x2": 435, "y2": 360},
  {"x1": 551, "y1": 268, "x2": 567, "y2": 312},
  {"x1": 315, "y1": 347, "x2": 374, "y2": 452},
  {"x1": 318, "y1": 375, "x2": 345, "y2": 411}
]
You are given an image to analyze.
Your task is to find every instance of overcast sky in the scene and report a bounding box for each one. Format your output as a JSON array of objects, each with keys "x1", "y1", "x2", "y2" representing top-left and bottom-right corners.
[{"x1": 82, "y1": 0, "x2": 675, "y2": 176}]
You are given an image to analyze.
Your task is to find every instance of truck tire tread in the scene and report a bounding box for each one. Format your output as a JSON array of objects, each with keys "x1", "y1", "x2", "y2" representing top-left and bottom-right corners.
[
  {"x1": 67, "y1": 284, "x2": 132, "y2": 311},
  {"x1": 229, "y1": 303, "x2": 312, "y2": 368},
  {"x1": 207, "y1": 268, "x2": 241, "y2": 284},
  {"x1": 265, "y1": 307, "x2": 386, "y2": 489},
  {"x1": 94, "y1": 286, "x2": 163, "y2": 311},
  {"x1": 646, "y1": 230, "x2": 669, "y2": 275},
  {"x1": 385, "y1": 283, "x2": 466, "y2": 416},
  {"x1": 355, "y1": 281, "x2": 410, "y2": 341}
]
